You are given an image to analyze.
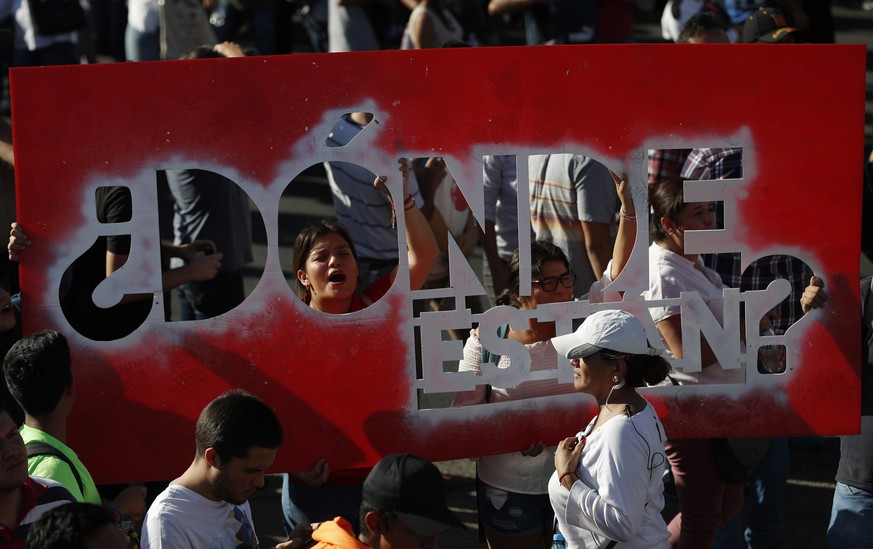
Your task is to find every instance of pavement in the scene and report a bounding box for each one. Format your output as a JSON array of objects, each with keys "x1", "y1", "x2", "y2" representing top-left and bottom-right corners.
[{"x1": 201, "y1": 2, "x2": 873, "y2": 547}]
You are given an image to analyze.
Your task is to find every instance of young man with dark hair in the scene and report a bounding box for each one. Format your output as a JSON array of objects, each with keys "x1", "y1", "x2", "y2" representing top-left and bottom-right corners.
[
  {"x1": 310, "y1": 453, "x2": 464, "y2": 548},
  {"x1": 26, "y1": 502, "x2": 130, "y2": 549},
  {"x1": 2, "y1": 330, "x2": 146, "y2": 525},
  {"x1": 141, "y1": 389, "x2": 301, "y2": 549},
  {"x1": 0, "y1": 395, "x2": 76, "y2": 547}
]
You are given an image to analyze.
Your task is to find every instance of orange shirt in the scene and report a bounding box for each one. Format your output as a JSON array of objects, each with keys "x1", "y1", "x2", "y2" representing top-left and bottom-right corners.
[{"x1": 311, "y1": 517, "x2": 370, "y2": 549}]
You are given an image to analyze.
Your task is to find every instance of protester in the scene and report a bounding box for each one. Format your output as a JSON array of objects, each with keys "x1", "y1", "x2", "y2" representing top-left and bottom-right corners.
[
  {"x1": 413, "y1": 155, "x2": 480, "y2": 302},
  {"x1": 3, "y1": 330, "x2": 147, "y2": 531},
  {"x1": 27, "y1": 502, "x2": 130, "y2": 549},
  {"x1": 454, "y1": 240, "x2": 577, "y2": 548},
  {"x1": 283, "y1": 159, "x2": 438, "y2": 532},
  {"x1": 0, "y1": 0, "x2": 80, "y2": 67},
  {"x1": 550, "y1": 309, "x2": 670, "y2": 548},
  {"x1": 0, "y1": 395, "x2": 76, "y2": 546},
  {"x1": 827, "y1": 276, "x2": 871, "y2": 548},
  {"x1": 309, "y1": 453, "x2": 465, "y2": 548},
  {"x1": 487, "y1": 0, "x2": 596, "y2": 44},
  {"x1": 741, "y1": 6, "x2": 799, "y2": 43},
  {"x1": 7, "y1": 213, "x2": 221, "y2": 339},
  {"x1": 400, "y1": 0, "x2": 463, "y2": 49},
  {"x1": 140, "y1": 389, "x2": 307, "y2": 548},
  {"x1": 323, "y1": 113, "x2": 424, "y2": 290},
  {"x1": 293, "y1": 159, "x2": 438, "y2": 314},
  {"x1": 453, "y1": 171, "x2": 635, "y2": 549},
  {"x1": 481, "y1": 155, "x2": 519, "y2": 302},
  {"x1": 529, "y1": 154, "x2": 617, "y2": 298},
  {"x1": 0, "y1": 276, "x2": 22, "y2": 425},
  {"x1": 646, "y1": 176, "x2": 827, "y2": 548},
  {"x1": 164, "y1": 41, "x2": 256, "y2": 321},
  {"x1": 676, "y1": 10, "x2": 730, "y2": 43}
]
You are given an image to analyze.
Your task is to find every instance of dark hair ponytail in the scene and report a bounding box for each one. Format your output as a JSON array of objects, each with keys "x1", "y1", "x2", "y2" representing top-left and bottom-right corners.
[
  {"x1": 625, "y1": 355, "x2": 671, "y2": 387},
  {"x1": 649, "y1": 176, "x2": 685, "y2": 243}
]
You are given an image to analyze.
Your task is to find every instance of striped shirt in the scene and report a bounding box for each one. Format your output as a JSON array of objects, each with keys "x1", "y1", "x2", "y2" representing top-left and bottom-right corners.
[
  {"x1": 529, "y1": 154, "x2": 616, "y2": 297},
  {"x1": 0, "y1": 476, "x2": 76, "y2": 547},
  {"x1": 324, "y1": 115, "x2": 422, "y2": 261}
]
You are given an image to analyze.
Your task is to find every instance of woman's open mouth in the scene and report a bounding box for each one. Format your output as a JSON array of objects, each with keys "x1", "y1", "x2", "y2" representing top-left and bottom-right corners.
[{"x1": 328, "y1": 272, "x2": 346, "y2": 284}]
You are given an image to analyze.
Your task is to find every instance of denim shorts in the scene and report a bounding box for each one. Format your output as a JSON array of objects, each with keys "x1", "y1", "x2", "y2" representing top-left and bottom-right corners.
[{"x1": 477, "y1": 478, "x2": 553, "y2": 536}]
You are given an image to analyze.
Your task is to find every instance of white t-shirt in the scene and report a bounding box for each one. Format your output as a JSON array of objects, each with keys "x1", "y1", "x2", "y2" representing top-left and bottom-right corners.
[
  {"x1": 454, "y1": 333, "x2": 576, "y2": 494},
  {"x1": 141, "y1": 484, "x2": 259, "y2": 549},
  {"x1": 548, "y1": 403, "x2": 670, "y2": 549},
  {"x1": 401, "y1": 5, "x2": 463, "y2": 49},
  {"x1": 644, "y1": 243, "x2": 744, "y2": 385}
]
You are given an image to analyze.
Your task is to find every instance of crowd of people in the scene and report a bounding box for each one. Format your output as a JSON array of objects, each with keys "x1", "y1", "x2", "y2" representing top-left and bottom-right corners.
[
  {"x1": 0, "y1": 0, "x2": 868, "y2": 548},
  {"x1": 0, "y1": 0, "x2": 841, "y2": 73}
]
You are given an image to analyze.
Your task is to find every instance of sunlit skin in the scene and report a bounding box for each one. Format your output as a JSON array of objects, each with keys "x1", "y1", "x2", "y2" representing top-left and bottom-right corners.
[
  {"x1": 658, "y1": 201, "x2": 716, "y2": 261},
  {"x1": 297, "y1": 232, "x2": 359, "y2": 314},
  {"x1": 570, "y1": 354, "x2": 616, "y2": 403},
  {"x1": 206, "y1": 446, "x2": 276, "y2": 505},
  {"x1": 0, "y1": 287, "x2": 15, "y2": 333},
  {"x1": 521, "y1": 259, "x2": 574, "y2": 310}
]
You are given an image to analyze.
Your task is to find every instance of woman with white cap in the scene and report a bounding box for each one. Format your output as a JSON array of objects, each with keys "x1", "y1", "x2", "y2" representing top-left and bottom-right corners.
[
  {"x1": 549, "y1": 309, "x2": 671, "y2": 548},
  {"x1": 453, "y1": 169, "x2": 636, "y2": 549}
]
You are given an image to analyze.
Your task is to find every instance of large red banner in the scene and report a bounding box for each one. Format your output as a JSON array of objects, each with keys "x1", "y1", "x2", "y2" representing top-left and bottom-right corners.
[{"x1": 11, "y1": 45, "x2": 865, "y2": 483}]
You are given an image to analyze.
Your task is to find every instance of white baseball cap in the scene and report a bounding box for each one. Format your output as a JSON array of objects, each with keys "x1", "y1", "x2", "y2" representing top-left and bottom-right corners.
[{"x1": 551, "y1": 310, "x2": 661, "y2": 359}]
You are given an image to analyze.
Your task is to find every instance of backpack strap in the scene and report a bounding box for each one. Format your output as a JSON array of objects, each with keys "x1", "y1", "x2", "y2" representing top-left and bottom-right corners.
[{"x1": 26, "y1": 441, "x2": 84, "y2": 497}]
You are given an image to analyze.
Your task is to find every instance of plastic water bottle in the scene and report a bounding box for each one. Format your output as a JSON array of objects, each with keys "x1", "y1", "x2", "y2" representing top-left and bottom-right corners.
[
  {"x1": 758, "y1": 328, "x2": 783, "y2": 373},
  {"x1": 550, "y1": 531, "x2": 567, "y2": 548}
]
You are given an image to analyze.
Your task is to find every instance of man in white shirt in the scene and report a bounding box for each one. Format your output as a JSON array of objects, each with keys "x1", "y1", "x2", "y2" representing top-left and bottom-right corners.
[{"x1": 141, "y1": 390, "x2": 305, "y2": 549}]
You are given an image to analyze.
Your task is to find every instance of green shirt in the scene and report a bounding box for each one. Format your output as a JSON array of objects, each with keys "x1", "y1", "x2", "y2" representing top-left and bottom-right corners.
[{"x1": 20, "y1": 424, "x2": 100, "y2": 504}]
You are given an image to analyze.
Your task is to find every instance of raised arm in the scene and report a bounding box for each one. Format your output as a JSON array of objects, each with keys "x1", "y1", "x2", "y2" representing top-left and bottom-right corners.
[
  {"x1": 375, "y1": 159, "x2": 439, "y2": 291},
  {"x1": 488, "y1": 0, "x2": 544, "y2": 16},
  {"x1": 609, "y1": 171, "x2": 637, "y2": 281},
  {"x1": 408, "y1": 7, "x2": 436, "y2": 49}
]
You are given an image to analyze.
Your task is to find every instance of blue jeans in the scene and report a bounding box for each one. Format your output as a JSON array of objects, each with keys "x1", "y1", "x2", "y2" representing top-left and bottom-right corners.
[
  {"x1": 714, "y1": 437, "x2": 788, "y2": 549},
  {"x1": 828, "y1": 482, "x2": 873, "y2": 548},
  {"x1": 281, "y1": 475, "x2": 362, "y2": 535},
  {"x1": 125, "y1": 24, "x2": 160, "y2": 61}
]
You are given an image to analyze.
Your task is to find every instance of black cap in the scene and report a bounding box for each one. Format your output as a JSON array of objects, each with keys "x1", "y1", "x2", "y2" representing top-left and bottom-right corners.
[
  {"x1": 362, "y1": 454, "x2": 465, "y2": 536},
  {"x1": 743, "y1": 7, "x2": 798, "y2": 43}
]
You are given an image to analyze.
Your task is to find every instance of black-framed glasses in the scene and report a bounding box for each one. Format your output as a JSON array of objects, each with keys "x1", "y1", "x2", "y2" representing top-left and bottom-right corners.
[{"x1": 532, "y1": 271, "x2": 576, "y2": 292}]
